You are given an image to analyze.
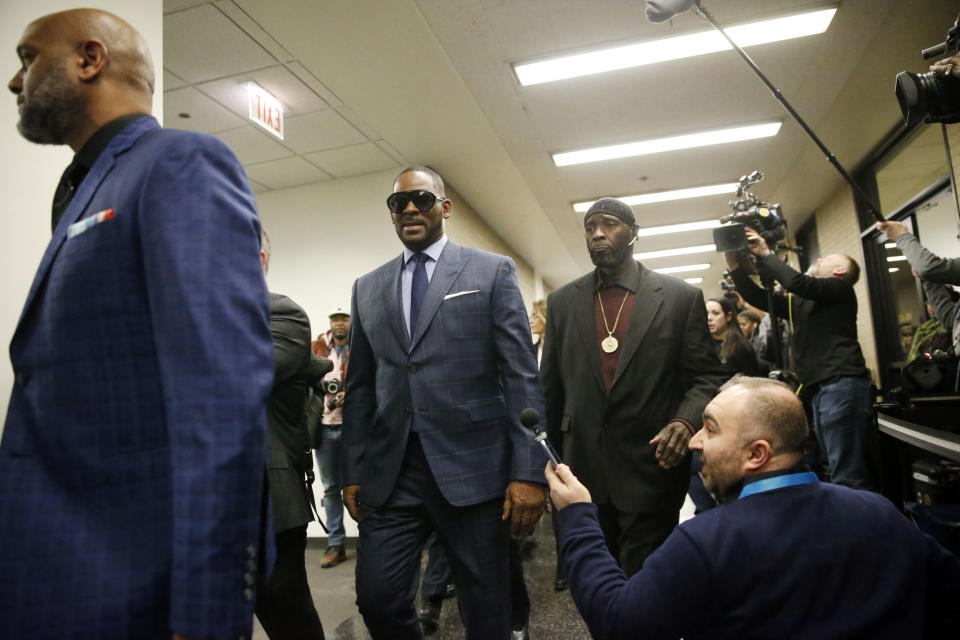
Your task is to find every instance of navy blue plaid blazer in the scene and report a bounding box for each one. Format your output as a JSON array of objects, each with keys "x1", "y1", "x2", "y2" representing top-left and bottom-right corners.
[
  {"x1": 342, "y1": 240, "x2": 546, "y2": 508},
  {"x1": 0, "y1": 116, "x2": 274, "y2": 639}
]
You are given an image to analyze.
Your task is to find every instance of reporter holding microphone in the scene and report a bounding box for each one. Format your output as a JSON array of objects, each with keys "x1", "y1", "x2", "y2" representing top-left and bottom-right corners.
[{"x1": 547, "y1": 376, "x2": 960, "y2": 640}]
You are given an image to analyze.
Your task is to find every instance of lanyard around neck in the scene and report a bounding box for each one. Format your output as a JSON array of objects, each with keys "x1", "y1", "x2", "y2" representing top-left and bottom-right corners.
[{"x1": 738, "y1": 471, "x2": 818, "y2": 500}]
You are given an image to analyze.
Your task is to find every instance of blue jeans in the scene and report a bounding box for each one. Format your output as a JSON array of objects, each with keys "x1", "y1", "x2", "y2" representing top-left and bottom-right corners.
[
  {"x1": 811, "y1": 375, "x2": 878, "y2": 492},
  {"x1": 315, "y1": 425, "x2": 345, "y2": 546}
]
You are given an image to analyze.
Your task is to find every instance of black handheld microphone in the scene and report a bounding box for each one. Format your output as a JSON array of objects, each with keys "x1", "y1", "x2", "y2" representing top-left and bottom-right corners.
[{"x1": 520, "y1": 408, "x2": 562, "y2": 469}]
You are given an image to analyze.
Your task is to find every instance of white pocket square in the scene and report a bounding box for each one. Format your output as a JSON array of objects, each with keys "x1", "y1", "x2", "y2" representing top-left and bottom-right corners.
[{"x1": 443, "y1": 289, "x2": 480, "y2": 300}]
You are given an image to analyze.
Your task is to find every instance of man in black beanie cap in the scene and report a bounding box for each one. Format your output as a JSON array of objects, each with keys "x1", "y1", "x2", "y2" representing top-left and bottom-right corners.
[{"x1": 541, "y1": 196, "x2": 725, "y2": 575}]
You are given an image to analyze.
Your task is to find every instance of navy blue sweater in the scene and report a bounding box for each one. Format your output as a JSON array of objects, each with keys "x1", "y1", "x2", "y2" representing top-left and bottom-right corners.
[{"x1": 556, "y1": 481, "x2": 960, "y2": 639}]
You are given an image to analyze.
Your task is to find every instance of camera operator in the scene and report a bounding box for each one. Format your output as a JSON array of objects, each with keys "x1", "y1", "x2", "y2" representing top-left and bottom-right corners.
[
  {"x1": 724, "y1": 229, "x2": 878, "y2": 492},
  {"x1": 312, "y1": 309, "x2": 351, "y2": 568},
  {"x1": 877, "y1": 220, "x2": 960, "y2": 356}
]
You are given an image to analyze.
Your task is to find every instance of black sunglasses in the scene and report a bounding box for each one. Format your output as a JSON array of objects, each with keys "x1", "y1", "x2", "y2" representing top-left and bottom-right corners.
[{"x1": 387, "y1": 190, "x2": 446, "y2": 214}]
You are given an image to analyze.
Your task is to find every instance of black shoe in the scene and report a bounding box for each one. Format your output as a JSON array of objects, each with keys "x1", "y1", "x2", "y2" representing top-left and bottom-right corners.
[
  {"x1": 417, "y1": 596, "x2": 442, "y2": 636},
  {"x1": 554, "y1": 575, "x2": 569, "y2": 592},
  {"x1": 511, "y1": 621, "x2": 530, "y2": 640}
]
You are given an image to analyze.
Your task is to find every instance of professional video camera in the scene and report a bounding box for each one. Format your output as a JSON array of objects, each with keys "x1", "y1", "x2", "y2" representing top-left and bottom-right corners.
[
  {"x1": 896, "y1": 12, "x2": 960, "y2": 126},
  {"x1": 712, "y1": 171, "x2": 788, "y2": 253}
]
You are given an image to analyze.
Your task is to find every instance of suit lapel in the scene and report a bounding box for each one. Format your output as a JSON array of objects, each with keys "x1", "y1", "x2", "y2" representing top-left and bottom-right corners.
[
  {"x1": 384, "y1": 255, "x2": 408, "y2": 349},
  {"x1": 572, "y1": 276, "x2": 605, "y2": 392},
  {"x1": 611, "y1": 264, "x2": 663, "y2": 389},
  {"x1": 15, "y1": 116, "x2": 159, "y2": 332},
  {"x1": 410, "y1": 241, "x2": 465, "y2": 350}
]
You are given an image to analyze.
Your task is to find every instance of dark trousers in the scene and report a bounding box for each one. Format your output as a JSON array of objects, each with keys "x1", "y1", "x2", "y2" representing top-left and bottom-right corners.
[
  {"x1": 688, "y1": 452, "x2": 717, "y2": 514},
  {"x1": 355, "y1": 435, "x2": 512, "y2": 639},
  {"x1": 595, "y1": 503, "x2": 679, "y2": 577},
  {"x1": 255, "y1": 525, "x2": 325, "y2": 640},
  {"x1": 422, "y1": 534, "x2": 529, "y2": 628}
]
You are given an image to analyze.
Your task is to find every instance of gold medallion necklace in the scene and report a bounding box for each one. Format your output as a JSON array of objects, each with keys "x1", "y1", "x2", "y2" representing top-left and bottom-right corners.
[{"x1": 598, "y1": 289, "x2": 630, "y2": 353}]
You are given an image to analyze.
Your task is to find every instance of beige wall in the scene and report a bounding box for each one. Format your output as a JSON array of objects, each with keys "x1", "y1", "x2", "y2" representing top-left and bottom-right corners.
[
  {"x1": 813, "y1": 187, "x2": 880, "y2": 384},
  {"x1": 0, "y1": 0, "x2": 163, "y2": 426}
]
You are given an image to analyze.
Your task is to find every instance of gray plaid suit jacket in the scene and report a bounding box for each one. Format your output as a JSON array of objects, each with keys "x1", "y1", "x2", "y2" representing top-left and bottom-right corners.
[{"x1": 342, "y1": 240, "x2": 546, "y2": 507}]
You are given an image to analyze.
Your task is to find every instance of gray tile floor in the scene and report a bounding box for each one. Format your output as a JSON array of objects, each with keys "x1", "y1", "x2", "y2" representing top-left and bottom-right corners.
[{"x1": 254, "y1": 496, "x2": 695, "y2": 639}]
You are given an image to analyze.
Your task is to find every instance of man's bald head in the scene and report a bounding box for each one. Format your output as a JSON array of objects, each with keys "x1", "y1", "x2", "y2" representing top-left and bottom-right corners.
[
  {"x1": 718, "y1": 376, "x2": 809, "y2": 456},
  {"x1": 10, "y1": 9, "x2": 154, "y2": 149},
  {"x1": 28, "y1": 9, "x2": 154, "y2": 95}
]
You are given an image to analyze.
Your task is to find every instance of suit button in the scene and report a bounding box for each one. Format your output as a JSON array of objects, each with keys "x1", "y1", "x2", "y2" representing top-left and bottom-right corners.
[
  {"x1": 246, "y1": 545, "x2": 257, "y2": 558},
  {"x1": 408, "y1": 364, "x2": 418, "y2": 373},
  {"x1": 243, "y1": 587, "x2": 253, "y2": 602},
  {"x1": 244, "y1": 572, "x2": 255, "y2": 586}
]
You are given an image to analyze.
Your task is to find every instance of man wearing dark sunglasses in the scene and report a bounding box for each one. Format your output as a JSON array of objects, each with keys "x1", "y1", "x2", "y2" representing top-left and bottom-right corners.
[{"x1": 343, "y1": 166, "x2": 548, "y2": 639}]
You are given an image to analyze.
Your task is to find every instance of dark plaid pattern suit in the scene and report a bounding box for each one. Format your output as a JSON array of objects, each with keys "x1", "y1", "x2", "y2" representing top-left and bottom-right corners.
[
  {"x1": 343, "y1": 239, "x2": 546, "y2": 638},
  {"x1": 0, "y1": 116, "x2": 274, "y2": 639}
]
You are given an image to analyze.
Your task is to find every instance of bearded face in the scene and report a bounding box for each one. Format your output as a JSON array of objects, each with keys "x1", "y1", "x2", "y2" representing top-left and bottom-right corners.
[{"x1": 16, "y1": 58, "x2": 85, "y2": 145}]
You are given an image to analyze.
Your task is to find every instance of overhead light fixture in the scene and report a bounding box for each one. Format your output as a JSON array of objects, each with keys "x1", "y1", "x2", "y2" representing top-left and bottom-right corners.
[
  {"x1": 574, "y1": 182, "x2": 738, "y2": 213},
  {"x1": 888, "y1": 267, "x2": 900, "y2": 273},
  {"x1": 887, "y1": 256, "x2": 907, "y2": 262},
  {"x1": 654, "y1": 263, "x2": 711, "y2": 274},
  {"x1": 554, "y1": 121, "x2": 782, "y2": 167},
  {"x1": 514, "y1": 7, "x2": 837, "y2": 86},
  {"x1": 884, "y1": 243, "x2": 897, "y2": 249},
  {"x1": 684, "y1": 277, "x2": 704, "y2": 285},
  {"x1": 637, "y1": 219, "x2": 723, "y2": 237},
  {"x1": 635, "y1": 244, "x2": 716, "y2": 260}
]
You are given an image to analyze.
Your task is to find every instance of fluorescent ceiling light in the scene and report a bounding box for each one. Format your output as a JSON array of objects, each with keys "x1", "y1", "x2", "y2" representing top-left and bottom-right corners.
[
  {"x1": 654, "y1": 263, "x2": 711, "y2": 274},
  {"x1": 554, "y1": 121, "x2": 782, "y2": 167},
  {"x1": 514, "y1": 8, "x2": 837, "y2": 86},
  {"x1": 637, "y1": 219, "x2": 723, "y2": 237},
  {"x1": 635, "y1": 244, "x2": 716, "y2": 260},
  {"x1": 887, "y1": 255, "x2": 907, "y2": 262},
  {"x1": 574, "y1": 182, "x2": 738, "y2": 213},
  {"x1": 884, "y1": 243, "x2": 897, "y2": 249},
  {"x1": 888, "y1": 267, "x2": 900, "y2": 273},
  {"x1": 684, "y1": 277, "x2": 704, "y2": 285}
]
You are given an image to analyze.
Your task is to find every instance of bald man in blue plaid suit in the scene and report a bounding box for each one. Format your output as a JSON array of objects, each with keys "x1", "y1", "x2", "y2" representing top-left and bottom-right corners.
[
  {"x1": 342, "y1": 167, "x2": 547, "y2": 639},
  {"x1": 0, "y1": 10, "x2": 273, "y2": 640}
]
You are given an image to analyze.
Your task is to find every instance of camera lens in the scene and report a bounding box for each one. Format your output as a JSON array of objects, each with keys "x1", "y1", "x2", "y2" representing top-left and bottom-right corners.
[{"x1": 896, "y1": 70, "x2": 960, "y2": 126}]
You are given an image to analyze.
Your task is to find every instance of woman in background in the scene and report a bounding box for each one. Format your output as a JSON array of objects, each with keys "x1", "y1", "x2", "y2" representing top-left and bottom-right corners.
[{"x1": 688, "y1": 297, "x2": 761, "y2": 514}]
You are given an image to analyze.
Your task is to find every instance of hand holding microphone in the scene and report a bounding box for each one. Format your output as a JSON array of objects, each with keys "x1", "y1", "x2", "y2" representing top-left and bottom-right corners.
[{"x1": 520, "y1": 408, "x2": 561, "y2": 468}]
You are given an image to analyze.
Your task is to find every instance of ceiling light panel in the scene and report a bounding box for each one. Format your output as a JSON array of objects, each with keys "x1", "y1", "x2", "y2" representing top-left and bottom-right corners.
[
  {"x1": 654, "y1": 263, "x2": 711, "y2": 274},
  {"x1": 554, "y1": 121, "x2": 781, "y2": 167},
  {"x1": 514, "y1": 8, "x2": 837, "y2": 86},
  {"x1": 635, "y1": 244, "x2": 716, "y2": 260},
  {"x1": 637, "y1": 220, "x2": 722, "y2": 237},
  {"x1": 574, "y1": 182, "x2": 738, "y2": 213},
  {"x1": 684, "y1": 277, "x2": 704, "y2": 284}
]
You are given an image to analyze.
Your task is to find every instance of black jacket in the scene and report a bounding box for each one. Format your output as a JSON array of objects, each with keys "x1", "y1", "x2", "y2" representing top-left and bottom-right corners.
[
  {"x1": 730, "y1": 256, "x2": 867, "y2": 387},
  {"x1": 267, "y1": 292, "x2": 327, "y2": 532},
  {"x1": 541, "y1": 262, "x2": 725, "y2": 513}
]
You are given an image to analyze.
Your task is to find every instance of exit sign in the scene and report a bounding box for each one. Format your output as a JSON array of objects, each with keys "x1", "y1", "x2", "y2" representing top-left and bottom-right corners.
[{"x1": 247, "y1": 83, "x2": 284, "y2": 139}]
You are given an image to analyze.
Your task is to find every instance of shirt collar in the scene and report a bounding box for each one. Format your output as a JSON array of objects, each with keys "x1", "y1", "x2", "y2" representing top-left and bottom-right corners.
[
  {"x1": 403, "y1": 234, "x2": 448, "y2": 266},
  {"x1": 594, "y1": 259, "x2": 641, "y2": 292},
  {"x1": 72, "y1": 113, "x2": 149, "y2": 174}
]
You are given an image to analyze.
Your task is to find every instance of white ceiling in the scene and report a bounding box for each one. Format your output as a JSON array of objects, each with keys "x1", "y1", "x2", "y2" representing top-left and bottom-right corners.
[{"x1": 162, "y1": 0, "x2": 960, "y2": 291}]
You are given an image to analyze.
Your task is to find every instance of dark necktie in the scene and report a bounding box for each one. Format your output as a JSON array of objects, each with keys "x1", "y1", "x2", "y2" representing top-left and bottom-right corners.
[
  {"x1": 51, "y1": 163, "x2": 83, "y2": 232},
  {"x1": 409, "y1": 253, "x2": 429, "y2": 338}
]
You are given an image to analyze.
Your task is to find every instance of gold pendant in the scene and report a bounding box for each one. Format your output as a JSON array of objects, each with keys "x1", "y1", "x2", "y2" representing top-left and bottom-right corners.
[{"x1": 601, "y1": 335, "x2": 619, "y2": 353}]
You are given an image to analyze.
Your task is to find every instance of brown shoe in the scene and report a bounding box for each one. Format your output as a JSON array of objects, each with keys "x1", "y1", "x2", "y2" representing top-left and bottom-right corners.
[{"x1": 320, "y1": 544, "x2": 346, "y2": 568}]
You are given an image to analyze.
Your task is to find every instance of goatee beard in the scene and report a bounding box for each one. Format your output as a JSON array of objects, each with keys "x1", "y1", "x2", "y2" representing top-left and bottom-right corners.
[
  {"x1": 589, "y1": 243, "x2": 633, "y2": 269},
  {"x1": 17, "y1": 61, "x2": 84, "y2": 145}
]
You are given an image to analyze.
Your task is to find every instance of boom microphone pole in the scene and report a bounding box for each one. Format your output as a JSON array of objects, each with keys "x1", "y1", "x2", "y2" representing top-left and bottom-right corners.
[{"x1": 648, "y1": 0, "x2": 886, "y2": 222}]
